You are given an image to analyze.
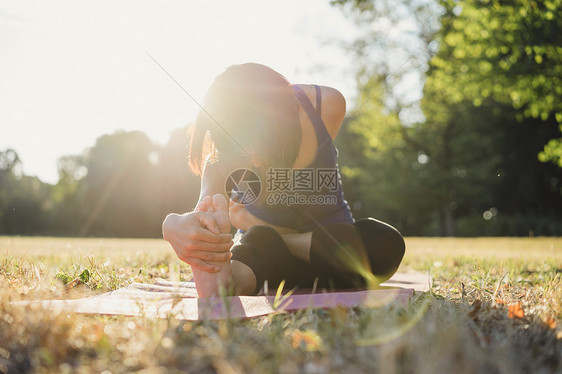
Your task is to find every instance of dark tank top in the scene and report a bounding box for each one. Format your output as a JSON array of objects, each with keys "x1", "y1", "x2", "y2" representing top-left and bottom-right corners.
[{"x1": 245, "y1": 85, "x2": 354, "y2": 232}]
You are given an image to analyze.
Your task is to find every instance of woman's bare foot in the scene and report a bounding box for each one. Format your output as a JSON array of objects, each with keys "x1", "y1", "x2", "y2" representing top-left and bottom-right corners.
[{"x1": 192, "y1": 194, "x2": 234, "y2": 297}]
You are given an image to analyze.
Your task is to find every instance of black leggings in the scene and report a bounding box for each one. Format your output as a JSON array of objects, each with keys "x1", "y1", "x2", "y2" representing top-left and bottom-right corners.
[{"x1": 230, "y1": 218, "x2": 405, "y2": 294}]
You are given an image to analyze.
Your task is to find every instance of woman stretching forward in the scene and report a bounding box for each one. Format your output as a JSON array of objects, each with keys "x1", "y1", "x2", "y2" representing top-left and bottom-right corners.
[{"x1": 162, "y1": 63, "x2": 405, "y2": 297}]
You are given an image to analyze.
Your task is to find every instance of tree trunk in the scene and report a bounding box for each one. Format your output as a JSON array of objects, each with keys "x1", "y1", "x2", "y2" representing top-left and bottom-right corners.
[{"x1": 439, "y1": 203, "x2": 455, "y2": 236}]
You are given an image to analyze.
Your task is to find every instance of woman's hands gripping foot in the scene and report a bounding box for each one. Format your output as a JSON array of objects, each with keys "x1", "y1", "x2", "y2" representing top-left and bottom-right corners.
[{"x1": 192, "y1": 194, "x2": 235, "y2": 297}]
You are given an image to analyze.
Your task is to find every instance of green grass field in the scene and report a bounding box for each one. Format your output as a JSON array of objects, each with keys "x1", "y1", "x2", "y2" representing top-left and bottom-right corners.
[{"x1": 1, "y1": 236, "x2": 561, "y2": 373}]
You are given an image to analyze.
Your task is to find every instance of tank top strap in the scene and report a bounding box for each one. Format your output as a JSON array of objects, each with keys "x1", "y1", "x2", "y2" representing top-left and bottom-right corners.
[
  {"x1": 292, "y1": 85, "x2": 332, "y2": 146},
  {"x1": 314, "y1": 85, "x2": 321, "y2": 117}
]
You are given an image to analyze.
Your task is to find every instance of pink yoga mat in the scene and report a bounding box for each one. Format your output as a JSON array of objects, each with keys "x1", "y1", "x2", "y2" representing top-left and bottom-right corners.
[{"x1": 21, "y1": 272, "x2": 431, "y2": 320}]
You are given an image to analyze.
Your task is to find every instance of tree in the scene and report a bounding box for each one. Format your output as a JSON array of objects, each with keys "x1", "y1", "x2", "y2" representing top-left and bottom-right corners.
[
  {"x1": 0, "y1": 148, "x2": 21, "y2": 175},
  {"x1": 0, "y1": 127, "x2": 202, "y2": 237},
  {"x1": 48, "y1": 155, "x2": 87, "y2": 235},
  {"x1": 76, "y1": 131, "x2": 162, "y2": 237},
  {"x1": 70, "y1": 129, "x2": 200, "y2": 237},
  {"x1": 337, "y1": 77, "x2": 520, "y2": 236},
  {"x1": 0, "y1": 148, "x2": 51, "y2": 235},
  {"x1": 156, "y1": 126, "x2": 200, "y2": 216},
  {"x1": 425, "y1": 0, "x2": 562, "y2": 165},
  {"x1": 421, "y1": 0, "x2": 562, "y2": 233},
  {"x1": 333, "y1": 0, "x2": 562, "y2": 235}
]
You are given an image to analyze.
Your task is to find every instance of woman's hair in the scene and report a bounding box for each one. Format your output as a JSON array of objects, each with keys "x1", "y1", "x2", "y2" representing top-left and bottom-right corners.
[{"x1": 188, "y1": 63, "x2": 301, "y2": 177}]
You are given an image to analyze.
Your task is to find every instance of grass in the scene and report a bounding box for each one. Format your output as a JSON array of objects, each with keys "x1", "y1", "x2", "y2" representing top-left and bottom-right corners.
[{"x1": 1, "y1": 236, "x2": 561, "y2": 373}]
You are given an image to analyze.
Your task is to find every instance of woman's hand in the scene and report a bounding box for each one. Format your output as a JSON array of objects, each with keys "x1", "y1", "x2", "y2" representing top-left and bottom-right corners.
[{"x1": 162, "y1": 211, "x2": 233, "y2": 273}]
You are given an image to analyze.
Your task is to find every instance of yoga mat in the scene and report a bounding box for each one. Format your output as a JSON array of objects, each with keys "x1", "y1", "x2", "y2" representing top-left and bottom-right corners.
[{"x1": 18, "y1": 272, "x2": 431, "y2": 320}]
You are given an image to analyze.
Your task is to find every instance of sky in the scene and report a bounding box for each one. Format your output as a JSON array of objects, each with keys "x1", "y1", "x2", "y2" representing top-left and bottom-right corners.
[{"x1": 0, "y1": 0, "x2": 360, "y2": 184}]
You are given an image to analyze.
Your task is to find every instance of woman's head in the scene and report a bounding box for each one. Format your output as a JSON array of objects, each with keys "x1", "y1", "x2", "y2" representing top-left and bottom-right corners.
[{"x1": 188, "y1": 63, "x2": 301, "y2": 176}]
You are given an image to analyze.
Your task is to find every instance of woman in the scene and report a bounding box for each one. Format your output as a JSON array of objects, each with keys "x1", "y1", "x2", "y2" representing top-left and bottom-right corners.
[{"x1": 162, "y1": 63, "x2": 405, "y2": 297}]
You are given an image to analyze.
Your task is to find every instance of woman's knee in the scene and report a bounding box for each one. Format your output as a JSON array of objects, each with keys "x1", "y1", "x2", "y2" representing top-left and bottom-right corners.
[
  {"x1": 309, "y1": 223, "x2": 366, "y2": 275},
  {"x1": 354, "y1": 218, "x2": 405, "y2": 278}
]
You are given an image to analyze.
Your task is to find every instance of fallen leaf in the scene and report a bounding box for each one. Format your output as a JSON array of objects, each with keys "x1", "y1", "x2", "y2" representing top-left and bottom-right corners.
[
  {"x1": 508, "y1": 303, "x2": 525, "y2": 319},
  {"x1": 545, "y1": 317, "x2": 557, "y2": 329},
  {"x1": 65, "y1": 278, "x2": 81, "y2": 290},
  {"x1": 291, "y1": 330, "x2": 323, "y2": 351},
  {"x1": 291, "y1": 331, "x2": 302, "y2": 349}
]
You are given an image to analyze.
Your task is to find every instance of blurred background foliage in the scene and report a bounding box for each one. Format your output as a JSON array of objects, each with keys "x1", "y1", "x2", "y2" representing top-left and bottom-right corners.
[
  {"x1": 0, "y1": 128, "x2": 198, "y2": 238},
  {"x1": 1, "y1": 0, "x2": 561, "y2": 237},
  {"x1": 334, "y1": 0, "x2": 562, "y2": 236}
]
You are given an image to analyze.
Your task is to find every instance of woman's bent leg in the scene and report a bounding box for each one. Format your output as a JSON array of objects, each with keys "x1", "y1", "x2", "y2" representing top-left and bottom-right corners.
[
  {"x1": 309, "y1": 218, "x2": 405, "y2": 288},
  {"x1": 230, "y1": 225, "x2": 295, "y2": 295},
  {"x1": 229, "y1": 218, "x2": 406, "y2": 294},
  {"x1": 354, "y1": 217, "x2": 405, "y2": 281}
]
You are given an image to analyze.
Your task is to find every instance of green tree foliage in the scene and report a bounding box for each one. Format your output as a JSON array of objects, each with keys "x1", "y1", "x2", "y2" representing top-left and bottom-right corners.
[
  {"x1": 0, "y1": 128, "x2": 200, "y2": 237},
  {"x1": 334, "y1": 0, "x2": 562, "y2": 235},
  {"x1": 49, "y1": 155, "x2": 87, "y2": 235},
  {"x1": 338, "y1": 80, "x2": 562, "y2": 236},
  {"x1": 0, "y1": 149, "x2": 52, "y2": 235},
  {"x1": 77, "y1": 131, "x2": 159, "y2": 236},
  {"x1": 156, "y1": 127, "x2": 200, "y2": 217},
  {"x1": 75, "y1": 129, "x2": 198, "y2": 237},
  {"x1": 421, "y1": 0, "x2": 562, "y2": 232},
  {"x1": 426, "y1": 0, "x2": 562, "y2": 165}
]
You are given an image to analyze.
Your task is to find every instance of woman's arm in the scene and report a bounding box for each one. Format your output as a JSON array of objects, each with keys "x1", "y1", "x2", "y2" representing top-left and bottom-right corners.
[{"x1": 162, "y1": 161, "x2": 234, "y2": 274}]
